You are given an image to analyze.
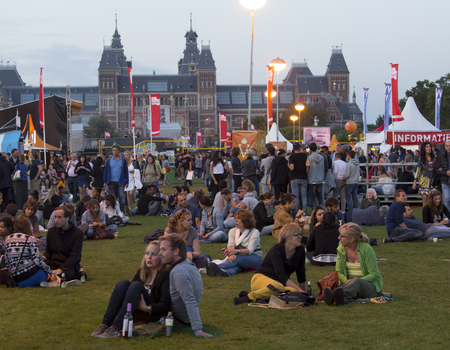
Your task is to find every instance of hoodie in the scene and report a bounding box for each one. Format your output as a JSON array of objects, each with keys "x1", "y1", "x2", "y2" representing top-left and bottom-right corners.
[
  {"x1": 270, "y1": 156, "x2": 290, "y2": 185},
  {"x1": 308, "y1": 152, "x2": 324, "y2": 184},
  {"x1": 343, "y1": 158, "x2": 360, "y2": 184}
]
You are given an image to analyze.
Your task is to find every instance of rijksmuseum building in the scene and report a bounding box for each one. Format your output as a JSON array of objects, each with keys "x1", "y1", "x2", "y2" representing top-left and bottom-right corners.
[{"x1": 0, "y1": 19, "x2": 362, "y2": 143}]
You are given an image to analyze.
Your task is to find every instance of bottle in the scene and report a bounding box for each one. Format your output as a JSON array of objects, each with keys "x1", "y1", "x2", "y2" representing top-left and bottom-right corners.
[
  {"x1": 60, "y1": 272, "x2": 67, "y2": 288},
  {"x1": 307, "y1": 281, "x2": 312, "y2": 296},
  {"x1": 165, "y1": 312, "x2": 174, "y2": 337},
  {"x1": 80, "y1": 267, "x2": 86, "y2": 283},
  {"x1": 122, "y1": 303, "x2": 133, "y2": 338}
]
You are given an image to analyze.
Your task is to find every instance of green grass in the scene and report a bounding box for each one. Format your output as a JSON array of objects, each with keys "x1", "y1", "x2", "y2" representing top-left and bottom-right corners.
[{"x1": 2, "y1": 178, "x2": 450, "y2": 349}]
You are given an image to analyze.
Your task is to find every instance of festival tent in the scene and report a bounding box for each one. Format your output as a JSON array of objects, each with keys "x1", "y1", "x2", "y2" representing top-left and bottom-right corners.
[
  {"x1": 266, "y1": 123, "x2": 293, "y2": 149},
  {"x1": 21, "y1": 113, "x2": 61, "y2": 150}
]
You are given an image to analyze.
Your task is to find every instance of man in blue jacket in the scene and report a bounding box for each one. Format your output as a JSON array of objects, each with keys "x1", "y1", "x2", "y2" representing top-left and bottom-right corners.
[{"x1": 103, "y1": 145, "x2": 129, "y2": 211}]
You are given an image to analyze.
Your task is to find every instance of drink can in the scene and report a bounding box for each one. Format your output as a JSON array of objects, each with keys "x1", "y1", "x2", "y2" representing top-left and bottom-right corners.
[{"x1": 221, "y1": 248, "x2": 226, "y2": 256}]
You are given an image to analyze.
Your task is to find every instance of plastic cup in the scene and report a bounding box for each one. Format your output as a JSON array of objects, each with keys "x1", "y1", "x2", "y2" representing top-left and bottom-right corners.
[
  {"x1": 114, "y1": 233, "x2": 119, "y2": 239},
  {"x1": 433, "y1": 237, "x2": 438, "y2": 243}
]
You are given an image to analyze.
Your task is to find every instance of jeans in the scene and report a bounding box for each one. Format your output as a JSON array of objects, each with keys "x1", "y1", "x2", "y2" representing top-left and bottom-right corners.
[
  {"x1": 147, "y1": 201, "x2": 164, "y2": 216},
  {"x1": 262, "y1": 183, "x2": 272, "y2": 195},
  {"x1": 388, "y1": 226, "x2": 426, "y2": 242},
  {"x1": 195, "y1": 168, "x2": 202, "y2": 178},
  {"x1": 333, "y1": 179, "x2": 346, "y2": 212},
  {"x1": 108, "y1": 182, "x2": 126, "y2": 211},
  {"x1": 68, "y1": 177, "x2": 78, "y2": 203},
  {"x1": 425, "y1": 225, "x2": 450, "y2": 239},
  {"x1": 345, "y1": 183, "x2": 359, "y2": 211},
  {"x1": 371, "y1": 185, "x2": 384, "y2": 195},
  {"x1": 224, "y1": 217, "x2": 236, "y2": 229},
  {"x1": 244, "y1": 176, "x2": 260, "y2": 196},
  {"x1": 341, "y1": 277, "x2": 379, "y2": 304},
  {"x1": 309, "y1": 183, "x2": 324, "y2": 209},
  {"x1": 16, "y1": 269, "x2": 48, "y2": 288},
  {"x1": 260, "y1": 225, "x2": 274, "y2": 236},
  {"x1": 441, "y1": 183, "x2": 450, "y2": 217},
  {"x1": 291, "y1": 179, "x2": 308, "y2": 213},
  {"x1": 199, "y1": 230, "x2": 227, "y2": 243},
  {"x1": 233, "y1": 175, "x2": 242, "y2": 192},
  {"x1": 187, "y1": 247, "x2": 211, "y2": 269},
  {"x1": 217, "y1": 254, "x2": 263, "y2": 276}
]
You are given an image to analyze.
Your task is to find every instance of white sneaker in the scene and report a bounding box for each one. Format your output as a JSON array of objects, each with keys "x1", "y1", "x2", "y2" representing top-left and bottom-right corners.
[{"x1": 40, "y1": 281, "x2": 60, "y2": 287}]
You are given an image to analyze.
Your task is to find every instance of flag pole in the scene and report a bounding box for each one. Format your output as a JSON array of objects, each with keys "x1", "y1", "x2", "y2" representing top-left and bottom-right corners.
[{"x1": 41, "y1": 68, "x2": 47, "y2": 166}]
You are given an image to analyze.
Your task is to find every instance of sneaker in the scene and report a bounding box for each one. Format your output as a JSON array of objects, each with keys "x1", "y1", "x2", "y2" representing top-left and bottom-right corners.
[
  {"x1": 159, "y1": 213, "x2": 170, "y2": 217},
  {"x1": 204, "y1": 258, "x2": 214, "y2": 277},
  {"x1": 99, "y1": 326, "x2": 121, "y2": 339},
  {"x1": 91, "y1": 324, "x2": 108, "y2": 337},
  {"x1": 324, "y1": 287, "x2": 334, "y2": 306},
  {"x1": 239, "y1": 291, "x2": 249, "y2": 298},
  {"x1": 333, "y1": 287, "x2": 345, "y2": 306},
  {"x1": 233, "y1": 295, "x2": 250, "y2": 305},
  {"x1": 383, "y1": 237, "x2": 392, "y2": 244},
  {"x1": 40, "y1": 281, "x2": 61, "y2": 287},
  {"x1": 125, "y1": 206, "x2": 132, "y2": 217},
  {"x1": 209, "y1": 262, "x2": 229, "y2": 277}
]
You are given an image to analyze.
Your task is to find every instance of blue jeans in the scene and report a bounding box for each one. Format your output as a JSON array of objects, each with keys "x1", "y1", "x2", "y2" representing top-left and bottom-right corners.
[
  {"x1": 68, "y1": 177, "x2": 78, "y2": 202},
  {"x1": 217, "y1": 254, "x2": 263, "y2": 276},
  {"x1": 388, "y1": 226, "x2": 425, "y2": 242},
  {"x1": 108, "y1": 182, "x2": 126, "y2": 211},
  {"x1": 309, "y1": 183, "x2": 324, "y2": 209},
  {"x1": 262, "y1": 183, "x2": 272, "y2": 195},
  {"x1": 200, "y1": 230, "x2": 227, "y2": 243},
  {"x1": 16, "y1": 269, "x2": 48, "y2": 287},
  {"x1": 345, "y1": 183, "x2": 359, "y2": 211},
  {"x1": 147, "y1": 201, "x2": 165, "y2": 216},
  {"x1": 291, "y1": 179, "x2": 308, "y2": 213},
  {"x1": 224, "y1": 217, "x2": 236, "y2": 229},
  {"x1": 426, "y1": 225, "x2": 450, "y2": 239},
  {"x1": 441, "y1": 183, "x2": 450, "y2": 217},
  {"x1": 371, "y1": 185, "x2": 384, "y2": 195}
]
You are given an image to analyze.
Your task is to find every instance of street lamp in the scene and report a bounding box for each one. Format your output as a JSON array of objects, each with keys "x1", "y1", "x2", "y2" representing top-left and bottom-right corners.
[
  {"x1": 240, "y1": 0, "x2": 267, "y2": 130},
  {"x1": 290, "y1": 115, "x2": 298, "y2": 141},
  {"x1": 269, "y1": 57, "x2": 286, "y2": 140},
  {"x1": 295, "y1": 103, "x2": 304, "y2": 142}
]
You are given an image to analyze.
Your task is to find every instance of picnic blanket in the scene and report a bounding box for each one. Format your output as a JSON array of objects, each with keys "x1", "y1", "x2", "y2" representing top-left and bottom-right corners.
[{"x1": 351, "y1": 292, "x2": 393, "y2": 304}]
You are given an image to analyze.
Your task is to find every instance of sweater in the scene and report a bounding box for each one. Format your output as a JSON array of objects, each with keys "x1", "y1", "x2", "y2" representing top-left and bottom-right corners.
[
  {"x1": 343, "y1": 158, "x2": 360, "y2": 184},
  {"x1": 422, "y1": 205, "x2": 450, "y2": 224},
  {"x1": 137, "y1": 194, "x2": 165, "y2": 215},
  {"x1": 81, "y1": 209, "x2": 107, "y2": 227},
  {"x1": 253, "y1": 201, "x2": 274, "y2": 232},
  {"x1": 199, "y1": 206, "x2": 224, "y2": 234},
  {"x1": 351, "y1": 206, "x2": 386, "y2": 226},
  {"x1": 386, "y1": 201, "x2": 404, "y2": 235},
  {"x1": 306, "y1": 225, "x2": 340, "y2": 258},
  {"x1": 336, "y1": 241, "x2": 383, "y2": 292},
  {"x1": 228, "y1": 227, "x2": 262, "y2": 257},
  {"x1": 272, "y1": 205, "x2": 295, "y2": 239},
  {"x1": 308, "y1": 152, "x2": 325, "y2": 184},
  {"x1": 358, "y1": 197, "x2": 381, "y2": 209},
  {"x1": 271, "y1": 156, "x2": 290, "y2": 185},
  {"x1": 241, "y1": 157, "x2": 257, "y2": 178},
  {"x1": 255, "y1": 243, "x2": 305, "y2": 286}
]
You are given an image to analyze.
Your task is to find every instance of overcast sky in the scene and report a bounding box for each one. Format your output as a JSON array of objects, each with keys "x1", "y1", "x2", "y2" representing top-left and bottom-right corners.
[{"x1": 1, "y1": 0, "x2": 448, "y2": 124}]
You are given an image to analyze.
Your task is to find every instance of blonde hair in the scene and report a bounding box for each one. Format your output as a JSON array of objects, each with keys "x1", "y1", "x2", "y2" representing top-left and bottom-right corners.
[
  {"x1": 44, "y1": 187, "x2": 59, "y2": 205},
  {"x1": 245, "y1": 150, "x2": 253, "y2": 158},
  {"x1": 139, "y1": 241, "x2": 168, "y2": 282},
  {"x1": 339, "y1": 223, "x2": 369, "y2": 243},
  {"x1": 278, "y1": 223, "x2": 301, "y2": 244}
]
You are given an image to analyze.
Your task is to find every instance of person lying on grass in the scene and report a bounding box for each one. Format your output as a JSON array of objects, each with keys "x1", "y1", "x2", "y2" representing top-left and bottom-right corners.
[
  {"x1": 233, "y1": 222, "x2": 305, "y2": 305},
  {"x1": 324, "y1": 223, "x2": 383, "y2": 306},
  {"x1": 91, "y1": 241, "x2": 170, "y2": 338}
]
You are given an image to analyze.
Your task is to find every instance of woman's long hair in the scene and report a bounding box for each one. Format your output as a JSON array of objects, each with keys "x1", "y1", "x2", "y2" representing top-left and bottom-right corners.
[
  {"x1": 89, "y1": 199, "x2": 101, "y2": 222},
  {"x1": 310, "y1": 206, "x2": 326, "y2": 232},
  {"x1": 14, "y1": 216, "x2": 33, "y2": 236},
  {"x1": 44, "y1": 186, "x2": 59, "y2": 205},
  {"x1": 167, "y1": 209, "x2": 191, "y2": 232},
  {"x1": 420, "y1": 142, "x2": 434, "y2": 164},
  {"x1": 104, "y1": 193, "x2": 117, "y2": 209},
  {"x1": 93, "y1": 156, "x2": 103, "y2": 169},
  {"x1": 211, "y1": 151, "x2": 224, "y2": 167},
  {"x1": 339, "y1": 223, "x2": 370, "y2": 244},
  {"x1": 139, "y1": 241, "x2": 168, "y2": 282},
  {"x1": 427, "y1": 189, "x2": 444, "y2": 220}
]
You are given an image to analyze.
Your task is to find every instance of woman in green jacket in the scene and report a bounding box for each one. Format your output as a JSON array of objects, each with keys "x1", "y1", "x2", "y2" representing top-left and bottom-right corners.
[
  {"x1": 324, "y1": 223, "x2": 383, "y2": 306},
  {"x1": 358, "y1": 188, "x2": 381, "y2": 209}
]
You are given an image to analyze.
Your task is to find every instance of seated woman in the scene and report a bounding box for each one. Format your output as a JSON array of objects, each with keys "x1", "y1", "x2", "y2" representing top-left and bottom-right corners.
[
  {"x1": 242, "y1": 179, "x2": 258, "y2": 199},
  {"x1": 371, "y1": 166, "x2": 395, "y2": 196},
  {"x1": 253, "y1": 192, "x2": 274, "y2": 236},
  {"x1": 198, "y1": 196, "x2": 226, "y2": 243},
  {"x1": 324, "y1": 223, "x2": 383, "y2": 306},
  {"x1": 306, "y1": 212, "x2": 340, "y2": 266},
  {"x1": 43, "y1": 186, "x2": 61, "y2": 220},
  {"x1": 309, "y1": 206, "x2": 326, "y2": 234},
  {"x1": 272, "y1": 194, "x2": 305, "y2": 240},
  {"x1": 422, "y1": 189, "x2": 450, "y2": 225},
  {"x1": 164, "y1": 210, "x2": 211, "y2": 268},
  {"x1": 76, "y1": 196, "x2": 91, "y2": 226},
  {"x1": 28, "y1": 190, "x2": 45, "y2": 229},
  {"x1": 91, "y1": 187, "x2": 105, "y2": 204},
  {"x1": 206, "y1": 209, "x2": 262, "y2": 277},
  {"x1": 100, "y1": 194, "x2": 130, "y2": 224},
  {"x1": 358, "y1": 188, "x2": 381, "y2": 209},
  {"x1": 233, "y1": 223, "x2": 305, "y2": 304},
  {"x1": 3, "y1": 216, "x2": 54, "y2": 287},
  {"x1": 81, "y1": 199, "x2": 117, "y2": 239},
  {"x1": 91, "y1": 241, "x2": 170, "y2": 338},
  {"x1": 23, "y1": 200, "x2": 40, "y2": 237}
]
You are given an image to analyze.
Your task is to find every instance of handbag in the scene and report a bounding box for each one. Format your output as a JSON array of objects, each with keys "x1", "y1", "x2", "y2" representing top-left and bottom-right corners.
[
  {"x1": 316, "y1": 271, "x2": 339, "y2": 301},
  {"x1": 248, "y1": 295, "x2": 304, "y2": 310},
  {"x1": 13, "y1": 166, "x2": 21, "y2": 182},
  {"x1": 93, "y1": 226, "x2": 114, "y2": 240},
  {"x1": 0, "y1": 236, "x2": 30, "y2": 288}
]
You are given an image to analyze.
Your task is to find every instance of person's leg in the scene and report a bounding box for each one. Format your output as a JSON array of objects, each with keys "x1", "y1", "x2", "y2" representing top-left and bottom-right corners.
[
  {"x1": 317, "y1": 183, "x2": 324, "y2": 206},
  {"x1": 130, "y1": 207, "x2": 139, "y2": 215},
  {"x1": 425, "y1": 225, "x2": 450, "y2": 239},
  {"x1": 117, "y1": 184, "x2": 126, "y2": 211},
  {"x1": 338, "y1": 180, "x2": 346, "y2": 212},
  {"x1": 147, "y1": 201, "x2": 161, "y2": 216},
  {"x1": 108, "y1": 182, "x2": 119, "y2": 201},
  {"x1": 224, "y1": 217, "x2": 236, "y2": 229},
  {"x1": 260, "y1": 225, "x2": 274, "y2": 236},
  {"x1": 351, "y1": 184, "x2": 359, "y2": 209},
  {"x1": 16, "y1": 269, "x2": 48, "y2": 287},
  {"x1": 107, "y1": 224, "x2": 118, "y2": 233},
  {"x1": 388, "y1": 227, "x2": 426, "y2": 242},
  {"x1": 309, "y1": 184, "x2": 318, "y2": 209},
  {"x1": 299, "y1": 179, "x2": 308, "y2": 214},
  {"x1": 371, "y1": 186, "x2": 384, "y2": 195},
  {"x1": 121, "y1": 216, "x2": 129, "y2": 224},
  {"x1": 233, "y1": 254, "x2": 262, "y2": 273},
  {"x1": 247, "y1": 273, "x2": 297, "y2": 301},
  {"x1": 86, "y1": 228, "x2": 95, "y2": 239},
  {"x1": 345, "y1": 185, "x2": 353, "y2": 211},
  {"x1": 441, "y1": 183, "x2": 450, "y2": 217},
  {"x1": 193, "y1": 255, "x2": 211, "y2": 268},
  {"x1": 101, "y1": 280, "x2": 132, "y2": 328},
  {"x1": 200, "y1": 230, "x2": 227, "y2": 243},
  {"x1": 341, "y1": 277, "x2": 379, "y2": 304}
]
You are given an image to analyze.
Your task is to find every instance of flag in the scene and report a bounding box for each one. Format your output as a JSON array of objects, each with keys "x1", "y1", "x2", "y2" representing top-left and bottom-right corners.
[
  {"x1": 226, "y1": 131, "x2": 231, "y2": 148},
  {"x1": 128, "y1": 68, "x2": 135, "y2": 128},
  {"x1": 363, "y1": 88, "x2": 369, "y2": 132},
  {"x1": 390, "y1": 64, "x2": 403, "y2": 122},
  {"x1": 241, "y1": 118, "x2": 244, "y2": 130},
  {"x1": 187, "y1": 135, "x2": 191, "y2": 144},
  {"x1": 39, "y1": 68, "x2": 44, "y2": 128},
  {"x1": 150, "y1": 94, "x2": 161, "y2": 136},
  {"x1": 436, "y1": 87, "x2": 443, "y2": 129},
  {"x1": 196, "y1": 131, "x2": 202, "y2": 146},
  {"x1": 384, "y1": 83, "x2": 391, "y2": 131},
  {"x1": 267, "y1": 66, "x2": 274, "y2": 125},
  {"x1": 220, "y1": 113, "x2": 227, "y2": 142},
  {"x1": 105, "y1": 131, "x2": 111, "y2": 138},
  {"x1": 251, "y1": 124, "x2": 255, "y2": 130}
]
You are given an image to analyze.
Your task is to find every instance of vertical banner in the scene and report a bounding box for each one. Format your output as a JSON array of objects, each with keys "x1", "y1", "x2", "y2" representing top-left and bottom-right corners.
[
  {"x1": 128, "y1": 68, "x2": 135, "y2": 128},
  {"x1": 267, "y1": 66, "x2": 274, "y2": 126},
  {"x1": 220, "y1": 113, "x2": 227, "y2": 142},
  {"x1": 251, "y1": 124, "x2": 255, "y2": 130},
  {"x1": 105, "y1": 131, "x2": 111, "y2": 138},
  {"x1": 436, "y1": 87, "x2": 443, "y2": 129},
  {"x1": 390, "y1": 64, "x2": 404, "y2": 122},
  {"x1": 363, "y1": 88, "x2": 369, "y2": 132},
  {"x1": 384, "y1": 83, "x2": 391, "y2": 131},
  {"x1": 39, "y1": 68, "x2": 44, "y2": 128},
  {"x1": 241, "y1": 118, "x2": 244, "y2": 130},
  {"x1": 196, "y1": 131, "x2": 202, "y2": 147},
  {"x1": 150, "y1": 94, "x2": 161, "y2": 136},
  {"x1": 226, "y1": 131, "x2": 232, "y2": 148}
]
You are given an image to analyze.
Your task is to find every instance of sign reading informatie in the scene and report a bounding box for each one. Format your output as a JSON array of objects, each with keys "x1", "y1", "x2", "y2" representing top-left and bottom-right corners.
[
  {"x1": 303, "y1": 127, "x2": 331, "y2": 147},
  {"x1": 386, "y1": 132, "x2": 450, "y2": 145}
]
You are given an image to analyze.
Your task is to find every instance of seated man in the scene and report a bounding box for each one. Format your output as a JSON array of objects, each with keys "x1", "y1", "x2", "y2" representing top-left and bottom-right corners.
[
  {"x1": 158, "y1": 234, "x2": 213, "y2": 338},
  {"x1": 165, "y1": 186, "x2": 181, "y2": 214},
  {"x1": 396, "y1": 166, "x2": 417, "y2": 194},
  {"x1": 347, "y1": 205, "x2": 388, "y2": 226},
  {"x1": 384, "y1": 190, "x2": 426, "y2": 243},
  {"x1": 403, "y1": 203, "x2": 450, "y2": 240},
  {"x1": 173, "y1": 194, "x2": 201, "y2": 230},
  {"x1": 181, "y1": 186, "x2": 192, "y2": 201},
  {"x1": 47, "y1": 204, "x2": 77, "y2": 230},
  {"x1": 224, "y1": 187, "x2": 258, "y2": 229},
  {"x1": 220, "y1": 188, "x2": 238, "y2": 219},
  {"x1": 131, "y1": 185, "x2": 168, "y2": 216},
  {"x1": 42, "y1": 206, "x2": 84, "y2": 286},
  {"x1": 0, "y1": 203, "x2": 18, "y2": 221},
  {"x1": 325, "y1": 197, "x2": 345, "y2": 224}
]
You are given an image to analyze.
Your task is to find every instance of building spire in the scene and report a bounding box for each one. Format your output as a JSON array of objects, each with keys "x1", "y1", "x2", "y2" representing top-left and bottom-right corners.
[
  {"x1": 115, "y1": 13, "x2": 118, "y2": 31},
  {"x1": 190, "y1": 10, "x2": 192, "y2": 31}
]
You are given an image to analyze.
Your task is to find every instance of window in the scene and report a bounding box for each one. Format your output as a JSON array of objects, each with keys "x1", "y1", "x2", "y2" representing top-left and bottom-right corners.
[
  {"x1": 118, "y1": 96, "x2": 128, "y2": 107},
  {"x1": 217, "y1": 92, "x2": 230, "y2": 104},
  {"x1": 279, "y1": 91, "x2": 293, "y2": 104},
  {"x1": 84, "y1": 93, "x2": 98, "y2": 106},
  {"x1": 232, "y1": 91, "x2": 246, "y2": 104},
  {"x1": 202, "y1": 96, "x2": 213, "y2": 109},
  {"x1": 102, "y1": 97, "x2": 114, "y2": 110},
  {"x1": 330, "y1": 115, "x2": 336, "y2": 121},
  {"x1": 71, "y1": 93, "x2": 83, "y2": 102},
  {"x1": 134, "y1": 97, "x2": 141, "y2": 107},
  {"x1": 148, "y1": 81, "x2": 168, "y2": 92},
  {"x1": 251, "y1": 92, "x2": 262, "y2": 104},
  {"x1": 20, "y1": 94, "x2": 34, "y2": 103}
]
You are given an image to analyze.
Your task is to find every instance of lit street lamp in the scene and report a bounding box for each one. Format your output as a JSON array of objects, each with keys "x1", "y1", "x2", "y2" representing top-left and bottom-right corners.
[
  {"x1": 295, "y1": 103, "x2": 304, "y2": 142},
  {"x1": 240, "y1": 0, "x2": 267, "y2": 130},
  {"x1": 290, "y1": 115, "x2": 298, "y2": 141},
  {"x1": 269, "y1": 57, "x2": 286, "y2": 141}
]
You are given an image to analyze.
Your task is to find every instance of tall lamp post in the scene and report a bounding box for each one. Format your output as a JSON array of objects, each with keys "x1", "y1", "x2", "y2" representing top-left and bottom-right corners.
[
  {"x1": 269, "y1": 57, "x2": 286, "y2": 140},
  {"x1": 290, "y1": 115, "x2": 298, "y2": 141},
  {"x1": 265, "y1": 90, "x2": 276, "y2": 135},
  {"x1": 240, "y1": 0, "x2": 267, "y2": 130},
  {"x1": 295, "y1": 103, "x2": 304, "y2": 142}
]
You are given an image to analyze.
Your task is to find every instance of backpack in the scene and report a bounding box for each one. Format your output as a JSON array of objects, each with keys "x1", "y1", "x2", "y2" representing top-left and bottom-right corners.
[{"x1": 144, "y1": 228, "x2": 165, "y2": 243}]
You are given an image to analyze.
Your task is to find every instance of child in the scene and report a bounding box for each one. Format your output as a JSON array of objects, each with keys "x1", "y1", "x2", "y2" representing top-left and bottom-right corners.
[{"x1": 325, "y1": 197, "x2": 345, "y2": 224}]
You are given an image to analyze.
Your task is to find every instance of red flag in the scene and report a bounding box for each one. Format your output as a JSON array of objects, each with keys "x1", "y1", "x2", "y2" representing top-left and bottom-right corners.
[
  {"x1": 251, "y1": 124, "x2": 255, "y2": 130},
  {"x1": 220, "y1": 113, "x2": 227, "y2": 142},
  {"x1": 196, "y1": 131, "x2": 202, "y2": 146},
  {"x1": 39, "y1": 68, "x2": 44, "y2": 128},
  {"x1": 390, "y1": 64, "x2": 403, "y2": 122},
  {"x1": 128, "y1": 68, "x2": 135, "y2": 128},
  {"x1": 267, "y1": 66, "x2": 274, "y2": 125},
  {"x1": 105, "y1": 131, "x2": 111, "y2": 138},
  {"x1": 150, "y1": 94, "x2": 161, "y2": 136}
]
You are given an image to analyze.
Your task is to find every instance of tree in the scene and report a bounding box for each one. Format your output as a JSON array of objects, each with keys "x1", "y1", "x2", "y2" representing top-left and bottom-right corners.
[
  {"x1": 331, "y1": 122, "x2": 365, "y2": 143},
  {"x1": 84, "y1": 115, "x2": 120, "y2": 138},
  {"x1": 367, "y1": 115, "x2": 392, "y2": 131},
  {"x1": 278, "y1": 104, "x2": 328, "y2": 141}
]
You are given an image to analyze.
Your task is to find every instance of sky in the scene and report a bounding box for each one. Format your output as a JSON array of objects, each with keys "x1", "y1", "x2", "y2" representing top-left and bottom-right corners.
[{"x1": 1, "y1": 0, "x2": 448, "y2": 125}]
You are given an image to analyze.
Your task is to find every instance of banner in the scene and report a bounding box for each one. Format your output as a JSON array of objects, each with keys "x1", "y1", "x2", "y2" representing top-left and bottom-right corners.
[
  {"x1": 251, "y1": 124, "x2": 255, "y2": 131},
  {"x1": 390, "y1": 64, "x2": 403, "y2": 122},
  {"x1": 303, "y1": 127, "x2": 331, "y2": 146},
  {"x1": 196, "y1": 131, "x2": 202, "y2": 147},
  {"x1": 386, "y1": 131, "x2": 450, "y2": 145},
  {"x1": 39, "y1": 68, "x2": 44, "y2": 128},
  {"x1": 226, "y1": 131, "x2": 231, "y2": 148},
  {"x1": 436, "y1": 87, "x2": 443, "y2": 129},
  {"x1": 187, "y1": 135, "x2": 191, "y2": 144},
  {"x1": 363, "y1": 88, "x2": 369, "y2": 132},
  {"x1": 220, "y1": 113, "x2": 227, "y2": 142},
  {"x1": 267, "y1": 66, "x2": 274, "y2": 125},
  {"x1": 105, "y1": 131, "x2": 111, "y2": 139},
  {"x1": 150, "y1": 94, "x2": 161, "y2": 136},
  {"x1": 128, "y1": 68, "x2": 135, "y2": 128},
  {"x1": 384, "y1": 83, "x2": 391, "y2": 131}
]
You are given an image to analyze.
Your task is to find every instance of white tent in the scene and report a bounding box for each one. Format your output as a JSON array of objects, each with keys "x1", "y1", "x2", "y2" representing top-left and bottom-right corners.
[{"x1": 266, "y1": 123, "x2": 293, "y2": 149}]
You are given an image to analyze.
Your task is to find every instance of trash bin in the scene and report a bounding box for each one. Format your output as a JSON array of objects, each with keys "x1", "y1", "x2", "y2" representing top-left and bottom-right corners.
[{"x1": 168, "y1": 167, "x2": 175, "y2": 184}]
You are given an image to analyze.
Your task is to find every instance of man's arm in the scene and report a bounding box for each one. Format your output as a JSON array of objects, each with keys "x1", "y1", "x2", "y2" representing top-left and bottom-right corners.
[
  {"x1": 34, "y1": 164, "x2": 43, "y2": 181},
  {"x1": 59, "y1": 229, "x2": 83, "y2": 272},
  {"x1": 195, "y1": 217, "x2": 201, "y2": 231}
]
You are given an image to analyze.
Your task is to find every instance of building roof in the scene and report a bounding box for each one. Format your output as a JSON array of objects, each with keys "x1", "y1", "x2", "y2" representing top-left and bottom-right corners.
[
  {"x1": 0, "y1": 64, "x2": 25, "y2": 87},
  {"x1": 99, "y1": 20, "x2": 128, "y2": 71},
  {"x1": 197, "y1": 45, "x2": 216, "y2": 70},
  {"x1": 117, "y1": 74, "x2": 198, "y2": 94},
  {"x1": 338, "y1": 101, "x2": 362, "y2": 116},
  {"x1": 297, "y1": 76, "x2": 329, "y2": 94},
  {"x1": 283, "y1": 62, "x2": 313, "y2": 84},
  {"x1": 325, "y1": 47, "x2": 349, "y2": 74}
]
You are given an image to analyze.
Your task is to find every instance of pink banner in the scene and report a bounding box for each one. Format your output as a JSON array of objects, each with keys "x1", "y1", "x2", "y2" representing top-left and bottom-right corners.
[
  {"x1": 39, "y1": 68, "x2": 44, "y2": 128},
  {"x1": 150, "y1": 94, "x2": 160, "y2": 136},
  {"x1": 267, "y1": 66, "x2": 274, "y2": 125},
  {"x1": 196, "y1": 131, "x2": 202, "y2": 146},
  {"x1": 220, "y1": 113, "x2": 227, "y2": 142}
]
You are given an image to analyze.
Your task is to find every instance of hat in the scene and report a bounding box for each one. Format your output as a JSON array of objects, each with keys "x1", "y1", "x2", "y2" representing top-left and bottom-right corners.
[
  {"x1": 342, "y1": 144, "x2": 352, "y2": 152},
  {"x1": 300, "y1": 143, "x2": 308, "y2": 149},
  {"x1": 293, "y1": 142, "x2": 300, "y2": 150},
  {"x1": 277, "y1": 149, "x2": 286, "y2": 155}
]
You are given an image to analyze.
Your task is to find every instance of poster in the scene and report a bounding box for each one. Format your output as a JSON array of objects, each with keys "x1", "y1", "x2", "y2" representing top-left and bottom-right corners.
[
  {"x1": 303, "y1": 127, "x2": 330, "y2": 147},
  {"x1": 231, "y1": 131, "x2": 266, "y2": 161}
]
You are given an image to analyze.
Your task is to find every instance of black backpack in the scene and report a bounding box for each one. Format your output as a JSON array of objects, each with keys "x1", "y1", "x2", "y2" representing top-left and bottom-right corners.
[{"x1": 144, "y1": 228, "x2": 165, "y2": 243}]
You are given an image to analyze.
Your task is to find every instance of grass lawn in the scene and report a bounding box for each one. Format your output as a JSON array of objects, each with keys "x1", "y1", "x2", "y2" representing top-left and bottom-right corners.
[{"x1": 2, "y1": 178, "x2": 450, "y2": 349}]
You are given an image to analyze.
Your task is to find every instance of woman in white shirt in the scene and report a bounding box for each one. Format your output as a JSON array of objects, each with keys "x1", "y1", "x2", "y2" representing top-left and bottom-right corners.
[
  {"x1": 371, "y1": 166, "x2": 395, "y2": 196},
  {"x1": 124, "y1": 151, "x2": 136, "y2": 211},
  {"x1": 209, "y1": 151, "x2": 228, "y2": 199},
  {"x1": 100, "y1": 194, "x2": 129, "y2": 224}
]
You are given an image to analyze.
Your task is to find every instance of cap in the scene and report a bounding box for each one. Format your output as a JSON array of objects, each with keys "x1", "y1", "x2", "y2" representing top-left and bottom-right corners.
[
  {"x1": 277, "y1": 149, "x2": 286, "y2": 155},
  {"x1": 293, "y1": 142, "x2": 300, "y2": 149},
  {"x1": 300, "y1": 144, "x2": 308, "y2": 149},
  {"x1": 342, "y1": 144, "x2": 352, "y2": 151}
]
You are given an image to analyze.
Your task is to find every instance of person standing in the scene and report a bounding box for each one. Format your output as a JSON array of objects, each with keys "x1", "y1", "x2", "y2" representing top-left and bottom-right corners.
[
  {"x1": 260, "y1": 146, "x2": 275, "y2": 194},
  {"x1": 308, "y1": 143, "x2": 325, "y2": 208},
  {"x1": 75, "y1": 154, "x2": 91, "y2": 200},
  {"x1": 242, "y1": 150, "x2": 260, "y2": 195},
  {"x1": 29, "y1": 150, "x2": 43, "y2": 194},
  {"x1": 270, "y1": 149, "x2": 290, "y2": 201},
  {"x1": 103, "y1": 145, "x2": 129, "y2": 212},
  {"x1": 210, "y1": 151, "x2": 227, "y2": 199},
  {"x1": 343, "y1": 150, "x2": 360, "y2": 211},
  {"x1": 332, "y1": 153, "x2": 347, "y2": 212},
  {"x1": 181, "y1": 153, "x2": 193, "y2": 187},
  {"x1": 289, "y1": 143, "x2": 309, "y2": 213},
  {"x1": 124, "y1": 151, "x2": 136, "y2": 211},
  {"x1": 435, "y1": 141, "x2": 450, "y2": 212},
  {"x1": 65, "y1": 153, "x2": 79, "y2": 202},
  {"x1": 413, "y1": 142, "x2": 436, "y2": 206},
  {"x1": 0, "y1": 153, "x2": 14, "y2": 210},
  {"x1": 14, "y1": 155, "x2": 29, "y2": 210},
  {"x1": 231, "y1": 147, "x2": 243, "y2": 192},
  {"x1": 388, "y1": 147, "x2": 400, "y2": 178}
]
